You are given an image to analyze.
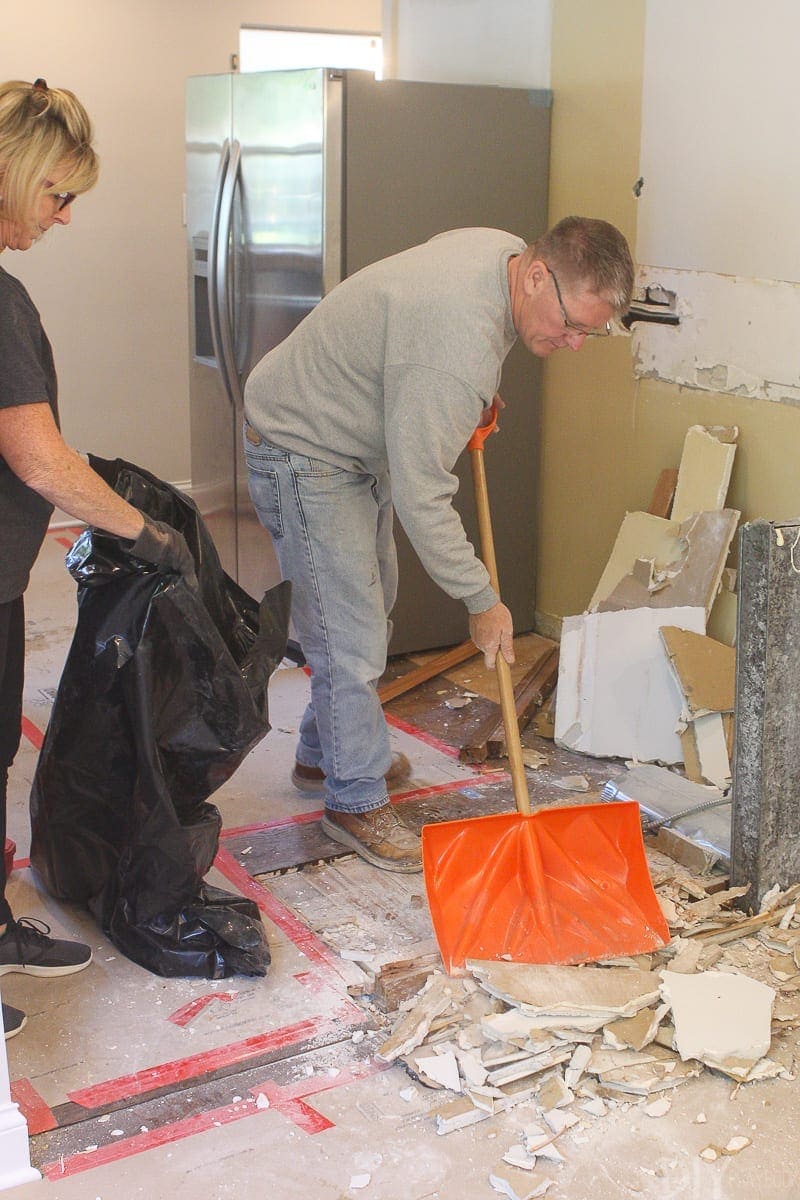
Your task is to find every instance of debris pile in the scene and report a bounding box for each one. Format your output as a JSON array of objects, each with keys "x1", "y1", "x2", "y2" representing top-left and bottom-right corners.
[
  {"x1": 376, "y1": 874, "x2": 800, "y2": 1189},
  {"x1": 555, "y1": 424, "x2": 740, "y2": 772}
]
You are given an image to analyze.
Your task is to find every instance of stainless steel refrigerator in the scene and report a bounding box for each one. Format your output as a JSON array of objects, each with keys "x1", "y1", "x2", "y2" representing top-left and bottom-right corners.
[{"x1": 186, "y1": 68, "x2": 550, "y2": 653}]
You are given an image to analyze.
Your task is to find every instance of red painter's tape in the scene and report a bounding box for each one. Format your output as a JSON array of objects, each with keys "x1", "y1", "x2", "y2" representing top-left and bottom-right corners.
[
  {"x1": 220, "y1": 810, "x2": 323, "y2": 839},
  {"x1": 20, "y1": 716, "x2": 44, "y2": 751},
  {"x1": 213, "y1": 848, "x2": 359, "y2": 991},
  {"x1": 42, "y1": 1097, "x2": 263, "y2": 1180},
  {"x1": 10, "y1": 1078, "x2": 57, "y2": 1135},
  {"x1": 68, "y1": 1011, "x2": 354, "y2": 1109},
  {"x1": 384, "y1": 712, "x2": 459, "y2": 757},
  {"x1": 390, "y1": 772, "x2": 506, "y2": 804},
  {"x1": 44, "y1": 1054, "x2": 389, "y2": 1179},
  {"x1": 276, "y1": 1097, "x2": 334, "y2": 1134},
  {"x1": 167, "y1": 992, "x2": 237, "y2": 1027},
  {"x1": 250, "y1": 1057, "x2": 387, "y2": 1134}
]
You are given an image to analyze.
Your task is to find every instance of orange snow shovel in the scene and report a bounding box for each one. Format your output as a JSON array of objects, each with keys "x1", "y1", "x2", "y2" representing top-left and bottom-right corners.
[{"x1": 421, "y1": 404, "x2": 670, "y2": 974}]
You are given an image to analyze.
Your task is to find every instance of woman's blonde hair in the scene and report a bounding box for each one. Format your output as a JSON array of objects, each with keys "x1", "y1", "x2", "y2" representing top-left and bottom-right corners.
[{"x1": 0, "y1": 78, "x2": 99, "y2": 227}]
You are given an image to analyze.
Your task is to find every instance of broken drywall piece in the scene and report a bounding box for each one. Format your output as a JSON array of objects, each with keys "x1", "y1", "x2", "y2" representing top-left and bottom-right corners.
[
  {"x1": 671, "y1": 425, "x2": 738, "y2": 524},
  {"x1": 590, "y1": 509, "x2": 739, "y2": 619},
  {"x1": 522, "y1": 748, "x2": 548, "y2": 770},
  {"x1": 487, "y1": 1048, "x2": 572, "y2": 1088},
  {"x1": 469, "y1": 962, "x2": 661, "y2": 1031},
  {"x1": 659, "y1": 970, "x2": 775, "y2": 1074},
  {"x1": 691, "y1": 711, "x2": 731, "y2": 789},
  {"x1": 543, "y1": 1108, "x2": 579, "y2": 1136},
  {"x1": 683, "y1": 886, "x2": 750, "y2": 922},
  {"x1": 644, "y1": 1095, "x2": 672, "y2": 1118},
  {"x1": 455, "y1": 1048, "x2": 488, "y2": 1088},
  {"x1": 489, "y1": 1174, "x2": 554, "y2": 1200},
  {"x1": 377, "y1": 974, "x2": 456, "y2": 1062},
  {"x1": 536, "y1": 1074, "x2": 574, "y2": 1112},
  {"x1": 659, "y1": 626, "x2": 735, "y2": 717},
  {"x1": 481, "y1": 1008, "x2": 551, "y2": 1043},
  {"x1": 564, "y1": 1043, "x2": 592, "y2": 1089},
  {"x1": 434, "y1": 1095, "x2": 491, "y2": 1135},
  {"x1": 587, "y1": 1044, "x2": 701, "y2": 1095},
  {"x1": 668, "y1": 939, "x2": 704, "y2": 975},
  {"x1": 522, "y1": 1123, "x2": 565, "y2": 1163},
  {"x1": 414, "y1": 1051, "x2": 461, "y2": 1092},
  {"x1": 603, "y1": 1004, "x2": 669, "y2": 1052},
  {"x1": 502, "y1": 1144, "x2": 538, "y2": 1172},
  {"x1": 660, "y1": 626, "x2": 735, "y2": 787},
  {"x1": 555, "y1": 607, "x2": 706, "y2": 763},
  {"x1": 722, "y1": 1136, "x2": 752, "y2": 1155},
  {"x1": 551, "y1": 774, "x2": 590, "y2": 792}
]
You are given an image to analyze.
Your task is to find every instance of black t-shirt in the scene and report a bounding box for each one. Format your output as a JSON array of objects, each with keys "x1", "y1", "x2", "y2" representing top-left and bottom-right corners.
[{"x1": 0, "y1": 264, "x2": 59, "y2": 602}]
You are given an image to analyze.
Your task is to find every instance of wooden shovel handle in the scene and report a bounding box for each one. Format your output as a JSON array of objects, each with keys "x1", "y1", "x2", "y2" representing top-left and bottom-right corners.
[{"x1": 469, "y1": 436, "x2": 531, "y2": 817}]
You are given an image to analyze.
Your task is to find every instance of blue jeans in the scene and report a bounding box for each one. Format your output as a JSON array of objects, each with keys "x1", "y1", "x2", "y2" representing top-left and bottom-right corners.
[{"x1": 244, "y1": 430, "x2": 398, "y2": 814}]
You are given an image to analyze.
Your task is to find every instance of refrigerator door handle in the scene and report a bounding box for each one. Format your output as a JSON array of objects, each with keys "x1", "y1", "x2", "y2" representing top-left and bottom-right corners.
[
  {"x1": 208, "y1": 138, "x2": 235, "y2": 405},
  {"x1": 214, "y1": 138, "x2": 243, "y2": 410}
]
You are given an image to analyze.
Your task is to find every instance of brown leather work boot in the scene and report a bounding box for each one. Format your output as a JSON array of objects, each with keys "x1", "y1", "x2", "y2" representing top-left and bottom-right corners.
[
  {"x1": 321, "y1": 802, "x2": 422, "y2": 873},
  {"x1": 291, "y1": 751, "x2": 412, "y2": 795}
]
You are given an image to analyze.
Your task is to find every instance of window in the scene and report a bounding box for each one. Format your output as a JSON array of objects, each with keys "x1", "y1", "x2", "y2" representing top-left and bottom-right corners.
[{"x1": 239, "y1": 28, "x2": 383, "y2": 78}]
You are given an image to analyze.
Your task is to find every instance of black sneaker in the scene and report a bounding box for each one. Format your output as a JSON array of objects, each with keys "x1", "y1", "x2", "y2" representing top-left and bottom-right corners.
[
  {"x1": 0, "y1": 918, "x2": 92, "y2": 977},
  {"x1": 2, "y1": 1001, "x2": 27, "y2": 1040}
]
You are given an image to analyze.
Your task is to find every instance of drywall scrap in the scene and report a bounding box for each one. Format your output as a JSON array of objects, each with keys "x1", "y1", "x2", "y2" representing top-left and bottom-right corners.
[
  {"x1": 659, "y1": 626, "x2": 735, "y2": 716},
  {"x1": 467, "y1": 961, "x2": 661, "y2": 1029},
  {"x1": 660, "y1": 969, "x2": 775, "y2": 1079},
  {"x1": 659, "y1": 626, "x2": 736, "y2": 789},
  {"x1": 590, "y1": 509, "x2": 740, "y2": 619},
  {"x1": 376, "y1": 871, "x2": 800, "y2": 1165},
  {"x1": 670, "y1": 424, "x2": 738, "y2": 524},
  {"x1": 555, "y1": 606, "x2": 706, "y2": 763}
]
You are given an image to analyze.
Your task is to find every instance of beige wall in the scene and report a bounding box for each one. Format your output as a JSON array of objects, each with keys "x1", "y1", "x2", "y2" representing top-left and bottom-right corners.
[
  {"x1": 537, "y1": 1, "x2": 800, "y2": 644},
  {"x1": 1, "y1": 0, "x2": 379, "y2": 483},
  {"x1": 536, "y1": 0, "x2": 645, "y2": 632}
]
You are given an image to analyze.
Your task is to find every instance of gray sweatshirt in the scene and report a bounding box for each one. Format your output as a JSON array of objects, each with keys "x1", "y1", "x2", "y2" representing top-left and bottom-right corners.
[{"x1": 243, "y1": 227, "x2": 524, "y2": 613}]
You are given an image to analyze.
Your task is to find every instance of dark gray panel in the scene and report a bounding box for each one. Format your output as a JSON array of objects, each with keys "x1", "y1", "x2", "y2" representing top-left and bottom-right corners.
[
  {"x1": 343, "y1": 73, "x2": 550, "y2": 653},
  {"x1": 732, "y1": 519, "x2": 800, "y2": 904}
]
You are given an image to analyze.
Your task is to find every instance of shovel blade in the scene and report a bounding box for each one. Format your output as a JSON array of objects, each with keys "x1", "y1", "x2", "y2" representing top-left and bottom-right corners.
[{"x1": 422, "y1": 800, "x2": 669, "y2": 974}]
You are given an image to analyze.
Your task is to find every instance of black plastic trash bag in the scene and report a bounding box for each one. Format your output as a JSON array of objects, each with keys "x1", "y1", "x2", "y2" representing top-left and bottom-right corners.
[{"x1": 30, "y1": 455, "x2": 291, "y2": 979}]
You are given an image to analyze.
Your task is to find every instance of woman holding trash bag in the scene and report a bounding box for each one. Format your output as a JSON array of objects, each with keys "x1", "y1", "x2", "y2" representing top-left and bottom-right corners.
[{"x1": 0, "y1": 78, "x2": 194, "y2": 1040}]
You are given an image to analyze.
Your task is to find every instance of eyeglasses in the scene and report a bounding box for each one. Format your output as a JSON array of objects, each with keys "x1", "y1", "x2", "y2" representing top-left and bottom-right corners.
[
  {"x1": 52, "y1": 191, "x2": 76, "y2": 211},
  {"x1": 43, "y1": 180, "x2": 76, "y2": 211},
  {"x1": 547, "y1": 266, "x2": 611, "y2": 338}
]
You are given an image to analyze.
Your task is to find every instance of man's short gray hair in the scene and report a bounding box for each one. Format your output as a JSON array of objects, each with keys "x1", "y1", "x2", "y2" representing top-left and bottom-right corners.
[{"x1": 532, "y1": 216, "x2": 634, "y2": 316}]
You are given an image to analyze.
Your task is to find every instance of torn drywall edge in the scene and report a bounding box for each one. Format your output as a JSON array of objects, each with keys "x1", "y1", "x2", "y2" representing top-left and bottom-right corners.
[
  {"x1": 595, "y1": 510, "x2": 739, "y2": 620},
  {"x1": 671, "y1": 425, "x2": 737, "y2": 524},
  {"x1": 554, "y1": 606, "x2": 706, "y2": 764},
  {"x1": 589, "y1": 512, "x2": 684, "y2": 612},
  {"x1": 631, "y1": 266, "x2": 800, "y2": 405}
]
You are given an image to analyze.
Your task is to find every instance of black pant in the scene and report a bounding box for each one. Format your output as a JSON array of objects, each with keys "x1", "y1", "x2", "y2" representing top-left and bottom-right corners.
[{"x1": 0, "y1": 596, "x2": 24, "y2": 926}]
